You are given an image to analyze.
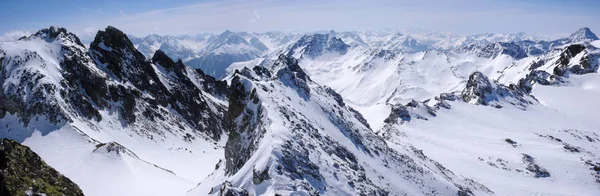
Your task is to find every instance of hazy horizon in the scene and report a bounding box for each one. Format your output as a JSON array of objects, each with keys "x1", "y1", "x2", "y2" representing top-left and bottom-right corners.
[{"x1": 1, "y1": 0, "x2": 599, "y2": 40}]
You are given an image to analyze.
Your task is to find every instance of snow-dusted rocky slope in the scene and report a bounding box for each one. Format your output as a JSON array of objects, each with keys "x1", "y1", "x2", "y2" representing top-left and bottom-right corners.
[
  {"x1": 0, "y1": 26, "x2": 230, "y2": 196},
  {"x1": 188, "y1": 54, "x2": 491, "y2": 195},
  {"x1": 1, "y1": 25, "x2": 600, "y2": 196},
  {"x1": 289, "y1": 29, "x2": 600, "y2": 195},
  {"x1": 214, "y1": 28, "x2": 600, "y2": 195}
]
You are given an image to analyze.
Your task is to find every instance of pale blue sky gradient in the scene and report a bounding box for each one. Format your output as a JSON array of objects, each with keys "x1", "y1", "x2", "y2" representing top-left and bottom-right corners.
[{"x1": 1, "y1": 0, "x2": 598, "y2": 37}]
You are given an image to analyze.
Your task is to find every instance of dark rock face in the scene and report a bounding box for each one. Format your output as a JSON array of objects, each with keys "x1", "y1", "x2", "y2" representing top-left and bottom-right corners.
[
  {"x1": 89, "y1": 26, "x2": 171, "y2": 124},
  {"x1": 553, "y1": 44, "x2": 598, "y2": 76},
  {"x1": 461, "y1": 72, "x2": 494, "y2": 105},
  {"x1": 272, "y1": 54, "x2": 311, "y2": 97},
  {"x1": 461, "y1": 72, "x2": 531, "y2": 107},
  {"x1": 384, "y1": 100, "x2": 436, "y2": 124},
  {"x1": 216, "y1": 181, "x2": 250, "y2": 196},
  {"x1": 505, "y1": 138, "x2": 518, "y2": 148},
  {"x1": 518, "y1": 70, "x2": 564, "y2": 93},
  {"x1": 384, "y1": 104, "x2": 411, "y2": 124},
  {"x1": 151, "y1": 50, "x2": 228, "y2": 140},
  {"x1": 522, "y1": 154, "x2": 550, "y2": 178},
  {"x1": 90, "y1": 26, "x2": 170, "y2": 103},
  {"x1": 0, "y1": 26, "x2": 104, "y2": 127},
  {"x1": 0, "y1": 139, "x2": 84, "y2": 196},
  {"x1": 458, "y1": 42, "x2": 528, "y2": 59},
  {"x1": 1, "y1": 26, "x2": 228, "y2": 142},
  {"x1": 90, "y1": 27, "x2": 228, "y2": 140},
  {"x1": 224, "y1": 75, "x2": 265, "y2": 175}
]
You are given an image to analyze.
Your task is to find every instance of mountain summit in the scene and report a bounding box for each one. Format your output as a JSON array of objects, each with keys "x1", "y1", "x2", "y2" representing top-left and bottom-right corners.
[{"x1": 568, "y1": 27, "x2": 599, "y2": 42}]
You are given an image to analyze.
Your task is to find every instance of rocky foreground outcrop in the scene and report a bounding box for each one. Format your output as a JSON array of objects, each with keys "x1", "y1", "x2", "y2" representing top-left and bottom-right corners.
[{"x1": 0, "y1": 138, "x2": 83, "y2": 196}]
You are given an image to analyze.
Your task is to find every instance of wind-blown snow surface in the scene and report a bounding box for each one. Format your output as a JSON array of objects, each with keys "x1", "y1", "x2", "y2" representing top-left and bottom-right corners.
[
  {"x1": 244, "y1": 27, "x2": 600, "y2": 195},
  {"x1": 379, "y1": 71, "x2": 600, "y2": 195},
  {"x1": 383, "y1": 98, "x2": 600, "y2": 195},
  {"x1": 291, "y1": 46, "x2": 519, "y2": 130}
]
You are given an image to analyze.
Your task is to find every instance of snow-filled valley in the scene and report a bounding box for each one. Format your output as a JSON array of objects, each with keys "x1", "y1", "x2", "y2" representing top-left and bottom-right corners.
[{"x1": 1, "y1": 25, "x2": 599, "y2": 196}]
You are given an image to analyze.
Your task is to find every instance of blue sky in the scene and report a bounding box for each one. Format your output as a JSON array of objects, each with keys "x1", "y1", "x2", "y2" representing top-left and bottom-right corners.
[{"x1": 1, "y1": 0, "x2": 599, "y2": 39}]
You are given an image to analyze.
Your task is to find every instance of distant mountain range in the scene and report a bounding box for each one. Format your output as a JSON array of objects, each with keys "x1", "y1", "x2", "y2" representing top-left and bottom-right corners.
[
  {"x1": 104, "y1": 27, "x2": 597, "y2": 80},
  {"x1": 1, "y1": 25, "x2": 599, "y2": 196}
]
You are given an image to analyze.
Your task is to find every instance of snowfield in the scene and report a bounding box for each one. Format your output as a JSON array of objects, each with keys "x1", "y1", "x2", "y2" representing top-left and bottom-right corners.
[{"x1": 1, "y1": 25, "x2": 600, "y2": 196}]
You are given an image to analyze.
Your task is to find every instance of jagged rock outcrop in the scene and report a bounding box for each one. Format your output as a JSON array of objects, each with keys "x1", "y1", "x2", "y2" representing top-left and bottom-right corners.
[
  {"x1": 461, "y1": 72, "x2": 533, "y2": 107},
  {"x1": 224, "y1": 75, "x2": 265, "y2": 175},
  {"x1": 0, "y1": 26, "x2": 105, "y2": 127},
  {"x1": 20, "y1": 26, "x2": 85, "y2": 47},
  {"x1": 0, "y1": 138, "x2": 84, "y2": 196},
  {"x1": 517, "y1": 70, "x2": 565, "y2": 93},
  {"x1": 1, "y1": 26, "x2": 228, "y2": 142},
  {"x1": 552, "y1": 44, "x2": 599, "y2": 76},
  {"x1": 150, "y1": 49, "x2": 229, "y2": 140},
  {"x1": 521, "y1": 154, "x2": 550, "y2": 178},
  {"x1": 271, "y1": 54, "x2": 311, "y2": 96},
  {"x1": 458, "y1": 42, "x2": 528, "y2": 59},
  {"x1": 383, "y1": 99, "x2": 438, "y2": 125}
]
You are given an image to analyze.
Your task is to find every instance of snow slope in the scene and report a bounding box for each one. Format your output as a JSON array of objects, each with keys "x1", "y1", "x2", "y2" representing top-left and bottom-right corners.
[
  {"x1": 189, "y1": 54, "x2": 491, "y2": 196},
  {"x1": 382, "y1": 99, "x2": 600, "y2": 196}
]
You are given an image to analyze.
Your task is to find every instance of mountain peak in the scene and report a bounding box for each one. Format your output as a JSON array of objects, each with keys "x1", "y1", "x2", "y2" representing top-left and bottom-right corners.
[
  {"x1": 215, "y1": 30, "x2": 247, "y2": 45},
  {"x1": 288, "y1": 33, "x2": 349, "y2": 57},
  {"x1": 91, "y1": 26, "x2": 136, "y2": 51},
  {"x1": 23, "y1": 26, "x2": 84, "y2": 47},
  {"x1": 272, "y1": 54, "x2": 304, "y2": 76},
  {"x1": 272, "y1": 54, "x2": 311, "y2": 95},
  {"x1": 220, "y1": 30, "x2": 234, "y2": 37},
  {"x1": 569, "y1": 27, "x2": 599, "y2": 42},
  {"x1": 151, "y1": 50, "x2": 174, "y2": 65}
]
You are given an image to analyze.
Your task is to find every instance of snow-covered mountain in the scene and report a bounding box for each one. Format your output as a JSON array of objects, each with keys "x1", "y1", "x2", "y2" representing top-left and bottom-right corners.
[
  {"x1": 567, "y1": 27, "x2": 599, "y2": 43},
  {"x1": 0, "y1": 26, "x2": 230, "y2": 195},
  {"x1": 2, "y1": 25, "x2": 600, "y2": 196},
  {"x1": 185, "y1": 30, "x2": 270, "y2": 79},
  {"x1": 189, "y1": 54, "x2": 492, "y2": 195},
  {"x1": 129, "y1": 30, "x2": 297, "y2": 79},
  {"x1": 113, "y1": 29, "x2": 573, "y2": 81},
  {"x1": 136, "y1": 34, "x2": 207, "y2": 61},
  {"x1": 287, "y1": 33, "x2": 349, "y2": 58}
]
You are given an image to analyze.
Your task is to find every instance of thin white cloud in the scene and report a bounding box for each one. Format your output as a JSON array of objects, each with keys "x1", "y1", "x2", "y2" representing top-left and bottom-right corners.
[
  {"x1": 0, "y1": 31, "x2": 31, "y2": 42},
  {"x1": 250, "y1": 10, "x2": 261, "y2": 23},
  {"x1": 59, "y1": 0, "x2": 599, "y2": 36},
  {"x1": 74, "y1": 5, "x2": 106, "y2": 15}
]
